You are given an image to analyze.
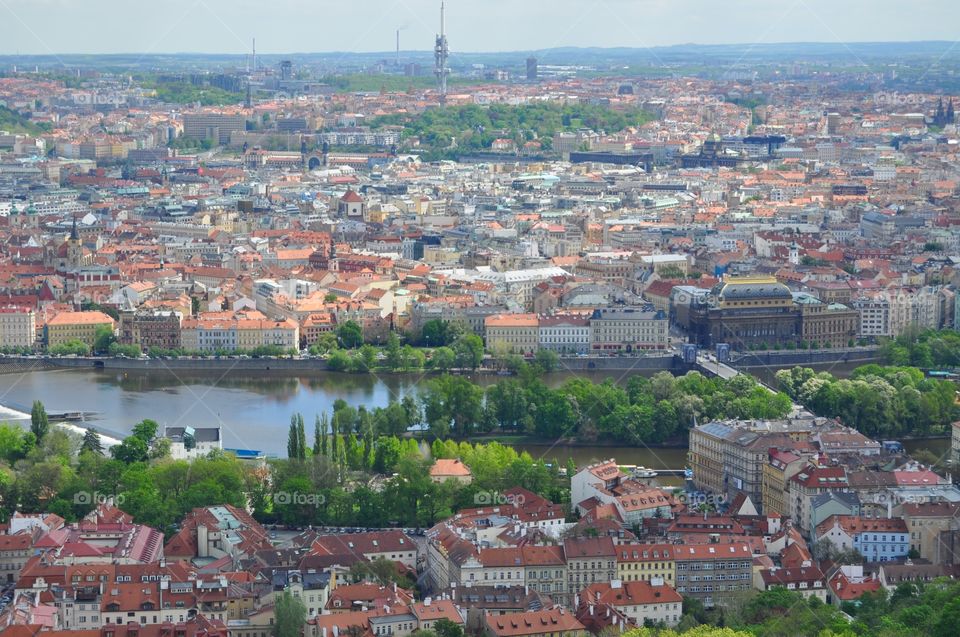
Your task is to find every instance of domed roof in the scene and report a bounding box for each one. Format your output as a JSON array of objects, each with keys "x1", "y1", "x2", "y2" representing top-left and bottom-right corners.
[{"x1": 711, "y1": 277, "x2": 792, "y2": 301}]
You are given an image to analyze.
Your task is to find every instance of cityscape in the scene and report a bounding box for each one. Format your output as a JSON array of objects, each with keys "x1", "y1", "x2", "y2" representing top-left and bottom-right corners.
[{"x1": 2, "y1": 2, "x2": 960, "y2": 637}]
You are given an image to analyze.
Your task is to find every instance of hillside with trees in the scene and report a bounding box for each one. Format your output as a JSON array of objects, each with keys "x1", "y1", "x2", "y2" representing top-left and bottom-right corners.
[{"x1": 371, "y1": 102, "x2": 655, "y2": 159}]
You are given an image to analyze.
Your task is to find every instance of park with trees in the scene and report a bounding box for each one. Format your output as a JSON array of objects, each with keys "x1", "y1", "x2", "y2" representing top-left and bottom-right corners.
[{"x1": 775, "y1": 364, "x2": 958, "y2": 439}]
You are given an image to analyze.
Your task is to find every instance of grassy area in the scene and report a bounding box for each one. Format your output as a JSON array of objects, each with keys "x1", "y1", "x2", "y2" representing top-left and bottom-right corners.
[
  {"x1": 0, "y1": 106, "x2": 50, "y2": 135},
  {"x1": 153, "y1": 84, "x2": 243, "y2": 106},
  {"x1": 139, "y1": 79, "x2": 243, "y2": 106},
  {"x1": 372, "y1": 101, "x2": 656, "y2": 160}
]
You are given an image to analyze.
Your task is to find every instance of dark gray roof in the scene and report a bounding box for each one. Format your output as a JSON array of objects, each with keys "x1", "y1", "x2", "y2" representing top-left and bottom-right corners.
[
  {"x1": 165, "y1": 426, "x2": 221, "y2": 442},
  {"x1": 712, "y1": 280, "x2": 792, "y2": 300}
]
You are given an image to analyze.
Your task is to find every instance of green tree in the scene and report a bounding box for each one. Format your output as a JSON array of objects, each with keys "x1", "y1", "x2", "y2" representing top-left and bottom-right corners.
[
  {"x1": 431, "y1": 346, "x2": 456, "y2": 371},
  {"x1": 422, "y1": 375, "x2": 484, "y2": 438},
  {"x1": 131, "y1": 419, "x2": 158, "y2": 444},
  {"x1": 287, "y1": 413, "x2": 306, "y2": 460},
  {"x1": 111, "y1": 436, "x2": 149, "y2": 464},
  {"x1": 534, "y1": 348, "x2": 560, "y2": 373},
  {"x1": 80, "y1": 428, "x2": 104, "y2": 455},
  {"x1": 337, "y1": 320, "x2": 364, "y2": 349},
  {"x1": 453, "y1": 333, "x2": 484, "y2": 370},
  {"x1": 313, "y1": 415, "x2": 322, "y2": 456},
  {"x1": 30, "y1": 400, "x2": 49, "y2": 442},
  {"x1": 385, "y1": 333, "x2": 403, "y2": 370},
  {"x1": 0, "y1": 423, "x2": 35, "y2": 464},
  {"x1": 433, "y1": 619, "x2": 464, "y2": 637},
  {"x1": 93, "y1": 325, "x2": 116, "y2": 354},
  {"x1": 420, "y1": 319, "x2": 461, "y2": 346},
  {"x1": 326, "y1": 348, "x2": 351, "y2": 371},
  {"x1": 273, "y1": 590, "x2": 307, "y2": 637}
]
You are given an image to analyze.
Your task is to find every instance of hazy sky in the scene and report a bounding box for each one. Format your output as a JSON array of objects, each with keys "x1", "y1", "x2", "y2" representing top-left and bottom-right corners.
[{"x1": 1, "y1": 0, "x2": 958, "y2": 55}]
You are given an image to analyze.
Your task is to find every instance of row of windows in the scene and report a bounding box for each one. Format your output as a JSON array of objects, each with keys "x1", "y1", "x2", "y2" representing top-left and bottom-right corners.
[
  {"x1": 677, "y1": 561, "x2": 750, "y2": 570},
  {"x1": 621, "y1": 562, "x2": 668, "y2": 570},
  {"x1": 678, "y1": 573, "x2": 750, "y2": 582},
  {"x1": 569, "y1": 561, "x2": 615, "y2": 570},
  {"x1": 677, "y1": 584, "x2": 751, "y2": 593}
]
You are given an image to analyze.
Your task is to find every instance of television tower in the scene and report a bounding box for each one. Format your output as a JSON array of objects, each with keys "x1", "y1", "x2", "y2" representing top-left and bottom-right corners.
[{"x1": 434, "y1": 2, "x2": 449, "y2": 103}]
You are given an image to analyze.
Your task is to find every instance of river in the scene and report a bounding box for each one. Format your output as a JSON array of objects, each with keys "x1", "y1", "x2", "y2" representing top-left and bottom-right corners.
[
  {"x1": 0, "y1": 367, "x2": 656, "y2": 456},
  {"x1": 0, "y1": 367, "x2": 949, "y2": 470}
]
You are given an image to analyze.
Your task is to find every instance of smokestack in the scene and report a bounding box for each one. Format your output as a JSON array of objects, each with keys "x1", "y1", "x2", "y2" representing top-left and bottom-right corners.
[{"x1": 396, "y1": 29, "x2": 400, "y2": 65}]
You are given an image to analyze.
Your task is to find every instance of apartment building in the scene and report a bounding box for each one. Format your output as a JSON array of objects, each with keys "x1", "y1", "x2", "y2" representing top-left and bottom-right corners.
[
  {"x1": 118, "y1": 310, "x2": 182, "y2": 351},
  {"x1": 563, "y1": 537, "x2": 617, "y2": 606},
  {"x1": 485, "y1": 313, "x2": 539, "y2": 354},
  {"x1": 578, "y1": 579, "x2": 683, "y2": 627},
  {"x1": 761, "y1": 449, "x2": 813, "y2": 516},
  {"x1": 180, "y1": 312, "x2": 299, "y2": 352},
  {"x1": 615, "y1": 543, "x2": 676, "y2": 587},
  {"x1": 45, "y1": 310, "x2": 115, "y2": 348},
  {"x1": 794, "y1": 293, "x2": 859, "y2": 348},
  {"x1": 0, "y1": 534, "x2": 33, "y2": 584},
  {"x1": 589, "y1": 307, "x2": 668, "y2": 353},
  {"x1": 852, "y1": 295, "x2": 890, "y2": 338},
  {"x1": 815, "y1": 515, "x2": 909, "y2": 562},
  {"x1": 896, "y1": 502, "x2": 960, "y2": 562},
  {"x1": 538, "y1": 314, "x2": 590, "y2": 354},
  {"x1": 690, "y1": 418, "x2": 825, "y2": 513},
  {"x1": 673, "y1": 543, "x2": 754, "y2": 608},
  {"x1": 521, "y1": 545, "x2": 567, "y2": 600},
  {"x1": 182, "y1": 112, "x2": 246, "y2": 145},
  {"x1": 789, "y1": 466, "x2": 850, "y2": 538},
  {"x1": 461, "y1": 547, "x2": 526, "y2": 589},
  {"x1": 0, "y1": 306, "x2": 36, "y2": 348},
  {"x1": 570, "y1": 460, "x2": 673, "y2": 522}
]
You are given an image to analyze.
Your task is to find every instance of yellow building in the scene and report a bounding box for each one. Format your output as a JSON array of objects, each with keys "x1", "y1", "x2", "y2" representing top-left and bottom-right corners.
[
  {"x1": 44, "y1": 311, "x2": 115, "y2": 348},
  {"x1": 761, "y1": 449, "x2": 811, "y2": 516},
  {"x1": 616, "y1": 543, "x2": 676, "y2": 586},
  {"x1": 484, "y1": 313, "x2": 539, "y2": 355}
]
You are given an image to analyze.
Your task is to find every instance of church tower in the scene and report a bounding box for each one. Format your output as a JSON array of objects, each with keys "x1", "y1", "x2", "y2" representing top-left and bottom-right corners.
[{"x1": 66, "y1": 214, "x2": 83, "y2": 269}]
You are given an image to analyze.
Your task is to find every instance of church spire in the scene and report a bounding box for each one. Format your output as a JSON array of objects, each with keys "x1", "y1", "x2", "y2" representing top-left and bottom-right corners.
[{"x1": 70, "y1": 214, "x2": 79, "y2": 241}]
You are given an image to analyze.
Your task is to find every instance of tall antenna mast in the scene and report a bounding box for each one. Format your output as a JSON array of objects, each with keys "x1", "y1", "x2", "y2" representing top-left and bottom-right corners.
[
  {"x1": 252, "y1": 37, "x2": 256, "y2": 73},
  {"x1": 433, "y1": 2, "x2": 449, "y2": 103}
]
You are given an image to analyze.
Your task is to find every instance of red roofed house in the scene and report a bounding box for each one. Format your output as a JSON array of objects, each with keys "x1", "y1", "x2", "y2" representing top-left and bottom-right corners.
[
  {"x1": 338, "y1": 189, "x2": 367, "y2": 220},
  {"x1": 429, "y1": 459, "x2": 473, "y2": 485},
  {"x1": 757, "y1": 565, "x2": 828, "y2": 602},
  {"x1": 484, "y1": 607, "x2": 585, "y2": 637},
  {"x1": 164, "y1": 504, "x2": 270, "y2": 561},
  {"x1": 577, "y1": 579, "x2": 683, "y2": 627},
  {"x1": 827, "y1": 564, "x2": 881, "y2": 607}
]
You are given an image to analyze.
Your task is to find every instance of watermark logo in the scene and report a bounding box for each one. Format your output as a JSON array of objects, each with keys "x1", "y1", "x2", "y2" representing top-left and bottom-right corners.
[
  {"x1": 675, "y1": 492, "x2": 726, "y2": 509},
  {"x1": 474, "y1": 490, "x2": 525, "y2": 507},
  {"x1": 273, "y1": 491, "x2": 325, "y2": 507},
  {"x1": 873, "y1": 92, "x2": 925, "y2": 107},
  {"x1": 74, "y1": 491, "x2": 125, "y2": 506},
  {"x1": 676, "y1": 95, "x2": 727, "y2": 106}
]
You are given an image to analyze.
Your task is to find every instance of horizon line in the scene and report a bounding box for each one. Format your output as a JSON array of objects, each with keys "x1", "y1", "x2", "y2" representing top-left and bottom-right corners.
[{"x1": 1, "y1": 39, "x2": 959, "y2": 59}]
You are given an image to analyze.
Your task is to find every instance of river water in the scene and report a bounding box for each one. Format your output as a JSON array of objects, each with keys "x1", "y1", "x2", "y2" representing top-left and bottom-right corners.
[
  {"x1": 0, "y1": 367, "x2": 650, "y2": 456},
  {"x1": 0, "y1": 367, "x2": 949, "y2": 466}
]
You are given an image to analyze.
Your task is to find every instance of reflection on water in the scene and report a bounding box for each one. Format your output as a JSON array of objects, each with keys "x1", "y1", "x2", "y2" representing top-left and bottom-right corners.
[
  {"x1": 0, "y1": 364, "x2": 945, "y2": 464},
  {"x1": 0, "y1": 367, "x2": 656, "y2": 455}
]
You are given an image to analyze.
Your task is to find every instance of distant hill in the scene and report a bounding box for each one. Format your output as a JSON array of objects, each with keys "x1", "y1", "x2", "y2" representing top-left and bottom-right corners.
[{"x1": 1, "y1": 40, "x2": 958, "y2": 70}]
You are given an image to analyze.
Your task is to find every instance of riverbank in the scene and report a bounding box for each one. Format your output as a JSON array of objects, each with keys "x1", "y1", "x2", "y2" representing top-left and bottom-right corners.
[
  {"x1": 465, "y1": 433, "x2": 688, "y2": 449},
  {"x1": 0, "y1": 345, "x2": 881, "y2": 376},
  {"x1": 0, "y1": 353, "x2": 683, "y2": 375}
]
